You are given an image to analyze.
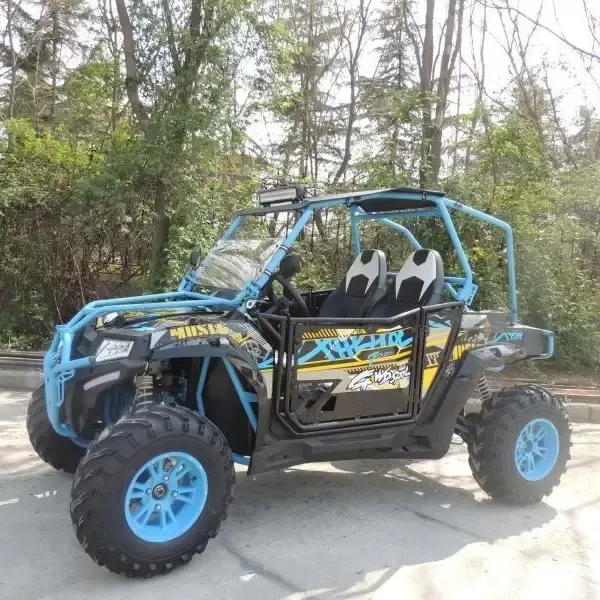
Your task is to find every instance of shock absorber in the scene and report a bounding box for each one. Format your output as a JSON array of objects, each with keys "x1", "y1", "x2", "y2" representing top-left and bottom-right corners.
[{"x1": 478, "y1": 374, "x2": 493, "y2": 404}]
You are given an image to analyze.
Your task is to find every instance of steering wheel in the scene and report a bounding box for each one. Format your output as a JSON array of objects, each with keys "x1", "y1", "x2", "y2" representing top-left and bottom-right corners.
[
  {"x1": 263, "y1": 253, "x2": 309, "y2": 317},
  {"x1": 273, "y1": 272, "x2": 310, "y2": 317}
]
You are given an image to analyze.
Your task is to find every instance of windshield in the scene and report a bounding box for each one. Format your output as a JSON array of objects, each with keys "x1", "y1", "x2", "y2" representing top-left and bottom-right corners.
[{"x1": 194, "y1": 211, "x2": 297, "y2": 291}]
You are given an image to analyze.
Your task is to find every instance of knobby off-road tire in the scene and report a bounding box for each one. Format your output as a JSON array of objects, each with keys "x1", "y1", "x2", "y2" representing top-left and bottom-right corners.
[
  {"x1": 70, "y1": 403, "x2": 235, "y2": 577},
  {"x1": 468, "y1": 385, "x2": 571, "y2": 505},
  {"x1": 27, "y1": 385, "x2": 86, "y2": 473},
  {"x1": 462, "y1": 411, "x2": 480, "y2": 455}
]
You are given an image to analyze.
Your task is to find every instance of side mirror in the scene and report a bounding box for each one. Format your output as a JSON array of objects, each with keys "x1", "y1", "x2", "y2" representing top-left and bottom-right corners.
[
  {"x1": 189, "y1": 248, "x2": 201, "y2": 269},
  {"x1": 279, "y1": 253, "x2": 301, "y2": 279}
]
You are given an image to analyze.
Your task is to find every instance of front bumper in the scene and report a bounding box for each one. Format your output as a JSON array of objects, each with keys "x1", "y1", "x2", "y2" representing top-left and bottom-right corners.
[{"x1": 43, "y1": 291, "x2": 239, "y2": 440}]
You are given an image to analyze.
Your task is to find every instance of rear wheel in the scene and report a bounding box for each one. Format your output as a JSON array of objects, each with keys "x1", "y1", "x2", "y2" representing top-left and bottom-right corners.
[
  {"x1": 70, "y1": 403, "x2": 234, "y2": 577},
  {"x1": 27, "y1": 385, "x2": 86, "y2": 473},
  {"x1": 468, "y1": 385, "x2": 571, "y2": 505}
]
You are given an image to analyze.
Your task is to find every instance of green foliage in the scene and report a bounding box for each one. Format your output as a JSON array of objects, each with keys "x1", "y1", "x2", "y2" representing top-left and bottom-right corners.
[{"x1": 0, "y1": 0, "x2": 598, "y2": 373}]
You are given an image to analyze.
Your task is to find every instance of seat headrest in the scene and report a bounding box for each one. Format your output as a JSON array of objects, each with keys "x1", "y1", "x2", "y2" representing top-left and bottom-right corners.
[
  {"x1": 345, "y1": 250, "x2": 387, "y2": 298},
  {"x1": 395, "y1": 249, "x2": 444, "y2": 306}
]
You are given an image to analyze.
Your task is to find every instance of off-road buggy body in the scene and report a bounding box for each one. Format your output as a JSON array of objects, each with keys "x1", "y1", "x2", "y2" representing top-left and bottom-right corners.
[{"x1": 28, "y1": 186, "x2": 570, "y2": 576}]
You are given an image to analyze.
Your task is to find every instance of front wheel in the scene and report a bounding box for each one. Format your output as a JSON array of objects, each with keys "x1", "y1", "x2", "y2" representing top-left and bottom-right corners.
[
  {"x1": 70, "y1": 403, "x2": 235, "y2": 577},
  {"x1": 27, "y1": 385, "x2": 86, "y2": 473},
  {"x1": 468, "y1": 385, "x2": 571, "y2": 505}
]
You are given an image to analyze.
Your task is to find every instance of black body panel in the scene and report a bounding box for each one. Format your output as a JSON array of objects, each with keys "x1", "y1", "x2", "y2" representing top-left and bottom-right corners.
[{"x1": 249, "y1": 302, "x2": 467, "y2": 474}]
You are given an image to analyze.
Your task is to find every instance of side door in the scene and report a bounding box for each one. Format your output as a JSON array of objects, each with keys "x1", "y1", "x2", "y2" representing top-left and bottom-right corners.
[
  {"x1": 278, "y1": 309, "x2": 421, "y2": 433},
  {"x1": 250, "y1": 302, "x2": 465, "y2": 474}
]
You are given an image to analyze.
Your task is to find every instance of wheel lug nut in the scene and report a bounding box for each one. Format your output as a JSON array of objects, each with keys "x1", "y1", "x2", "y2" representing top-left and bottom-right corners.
[
  {"x1": 146, "y1": 489, "x2": 151, "y2": 495},
  {"x1": 155, "y1": 504, "x2": 161, "y2": 511},
  {"x1": 172, "y1": 491, "x2": 178, "y2": 497}
]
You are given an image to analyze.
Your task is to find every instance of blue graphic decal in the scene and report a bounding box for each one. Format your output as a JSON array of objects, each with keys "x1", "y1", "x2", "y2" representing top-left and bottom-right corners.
[
  {"x1": 298, "y1": 331, "x2": 413, "y2": 364},
  {"x1": 492, "y1": 331, "x2": 524, "y2": 343},
  {"x1": 258, "y1": 357, "x2": 274, "y2": 370},
  {"x1": 429, "y1": 319, "x2": 452, "y2": 329}
]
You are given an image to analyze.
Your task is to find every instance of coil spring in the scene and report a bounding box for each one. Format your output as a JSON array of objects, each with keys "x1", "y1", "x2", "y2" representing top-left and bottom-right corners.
[
  {"x1": 134, "y1": 374, "x2": 160, "y2": 403},
  {"x1": 477, "y1": 375, "x2": 493, "y2": 404}
]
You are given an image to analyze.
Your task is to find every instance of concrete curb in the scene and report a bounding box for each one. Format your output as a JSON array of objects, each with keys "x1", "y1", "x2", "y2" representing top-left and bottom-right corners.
[
  {"x1": 464, "y1": 399, "x2": 600, "y2": 424},
  {"x1": 0, "y1": 368, "x2": 42, "y2": 391}
]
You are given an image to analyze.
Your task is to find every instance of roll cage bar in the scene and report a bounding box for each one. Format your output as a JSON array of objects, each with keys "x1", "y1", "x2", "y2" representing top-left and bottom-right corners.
[{"x1": 182, "y1": 188, "x2": 519, "y2": 323}]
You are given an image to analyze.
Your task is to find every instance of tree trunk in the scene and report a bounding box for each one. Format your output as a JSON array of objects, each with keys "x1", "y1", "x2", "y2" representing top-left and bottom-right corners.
[
  {"x1": 451, "y1": 51, "x2": 462, "y2": 174},
  {"x1": 114, "y1": 0, "x2": 150, "y2": 132},
  {"x1": 49, "y1": 3, "x2": 59, "y2": 123},
  {"x1": 107, "y1": 0, "x2": 120, "y2": 133},
  {"x1": 390, "y1": 124, "x2": 399, "y2": 176},
  {"x1": 332, "y1": 83, "x2": 356, "y2": 184},
  {"x1": 6, "y1": 0, "x2": 18, "y2": 119},
  {"x1": 150, "y1": 178, "x2": 169, "y2": 288},
  {"x1": 419, "y1": 0, "x2": 435, "y2": 189},
  {"x1": 431, "y1": 0, "x2": 464, "y2": 184}
]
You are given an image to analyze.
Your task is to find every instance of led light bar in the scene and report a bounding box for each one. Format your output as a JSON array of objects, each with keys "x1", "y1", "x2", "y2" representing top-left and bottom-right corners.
[{"x1": 257, "y1": 185, "x2": 306, "y2": 205}]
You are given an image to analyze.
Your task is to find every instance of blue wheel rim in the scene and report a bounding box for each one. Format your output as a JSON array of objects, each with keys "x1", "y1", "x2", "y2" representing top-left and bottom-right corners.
[
  {"x1": 514, "y1": 418, "x2": 560, "y2": 482},
  {"x1": 124, "y1": 452, "x2": 208, "y2": 543}
]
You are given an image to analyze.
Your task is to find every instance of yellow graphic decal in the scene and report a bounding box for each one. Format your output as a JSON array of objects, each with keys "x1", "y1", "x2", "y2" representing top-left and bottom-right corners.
[
  {"x1": 297, "y1": 348, "x2": 412, "y2": 373},
  {"x1": 302, "y1": 328, "x2": 367, "y2": 340},
  {"x1": 421, "y1": 365, "x2": 439, "y2": 392},
  {"x1": 169, "y1": 322, "x2": 235, "y2": 341},
  {"x1": 420, "y1": 325, "x2": 452, "y2": 395},
  {"x1": 421, "y1": 340, "x2": 478, "y2": 395}
]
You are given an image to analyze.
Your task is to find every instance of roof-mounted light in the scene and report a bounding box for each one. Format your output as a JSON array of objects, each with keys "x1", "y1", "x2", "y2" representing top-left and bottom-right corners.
[{"x1": 257, "y1": 185, "x2": 307, "y2": 206}]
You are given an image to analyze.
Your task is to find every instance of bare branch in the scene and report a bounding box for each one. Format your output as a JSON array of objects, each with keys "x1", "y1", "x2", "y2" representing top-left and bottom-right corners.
[
  {"x1": 483, "y1": 0, "x2": 600, "y2": 61},
  {"x1": 160, "y1": 0, "x2": 182, "y2": 75},
  {"x1": 114, "y1": 0, "x2": 150, "y2": 131},
  {"x1": 542, "y1": 65, "x2": 578, "y2": 168}
]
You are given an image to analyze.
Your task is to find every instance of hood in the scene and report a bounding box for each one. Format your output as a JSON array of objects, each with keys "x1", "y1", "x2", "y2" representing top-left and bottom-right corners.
[
  {"x1": 96, "y1": 308, "x2": 273, "y2": 367},
  {"x1": 95, "y1": 308, "x2": 228, "y2": 332}
]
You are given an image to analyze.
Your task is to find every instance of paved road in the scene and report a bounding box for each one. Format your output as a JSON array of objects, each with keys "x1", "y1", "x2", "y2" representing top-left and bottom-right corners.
[{"x1": 1, "y1": 388, "x2": 599, "y2": 600}]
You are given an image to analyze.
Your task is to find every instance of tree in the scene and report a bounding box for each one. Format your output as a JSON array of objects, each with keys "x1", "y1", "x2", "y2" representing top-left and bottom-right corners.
[
  {"x1": 331, "y1": 0, "x2": 373, "y2": 184},
  {"x1": 405, "y1": 0, "x2": 465, "y2": 187},
  {"x1": 0, "y1": 0, "x2": 87, "y2": 123}
]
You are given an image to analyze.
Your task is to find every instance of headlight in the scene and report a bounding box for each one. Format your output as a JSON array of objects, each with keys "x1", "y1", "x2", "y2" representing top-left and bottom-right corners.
[{"x1": 95, "y1": 339, "x2": 134, "y2": 362}]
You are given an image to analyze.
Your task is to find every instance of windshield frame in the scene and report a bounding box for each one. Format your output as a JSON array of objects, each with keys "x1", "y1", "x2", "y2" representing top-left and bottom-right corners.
[{"x1": 181, "y1": 205, "x2": 317, "y2": 303}]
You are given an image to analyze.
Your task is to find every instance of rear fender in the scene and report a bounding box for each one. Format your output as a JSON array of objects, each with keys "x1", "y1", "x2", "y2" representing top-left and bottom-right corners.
[
  {"x1": 490, "y1": 326, "x2": 554, "y2": 360},
  {"x1": 463, "y1": 312, "x2": 554, "y2": 363},
  {"x1": 411, "y1": 342, "x2": 525, "y2": 454}
]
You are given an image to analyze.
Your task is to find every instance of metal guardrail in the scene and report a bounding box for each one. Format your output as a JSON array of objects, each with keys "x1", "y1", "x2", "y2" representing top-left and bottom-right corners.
[{"x1": 0, "y1": 350, "x2": 44, "y2": 370}]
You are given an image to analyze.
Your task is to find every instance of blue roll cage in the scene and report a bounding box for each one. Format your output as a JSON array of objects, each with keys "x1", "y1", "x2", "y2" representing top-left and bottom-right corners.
[{"x1": 43, "y1": 189, "x2": 518, "y2": 459}]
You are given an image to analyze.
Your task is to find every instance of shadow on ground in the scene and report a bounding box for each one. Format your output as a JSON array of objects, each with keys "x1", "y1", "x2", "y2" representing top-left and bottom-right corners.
[
  {"x1": 2, "y1": 389, "x2": 586, "y2": 600},
  {"x1": 222, "y1": 458, "x2": 557, "y2": 597}
]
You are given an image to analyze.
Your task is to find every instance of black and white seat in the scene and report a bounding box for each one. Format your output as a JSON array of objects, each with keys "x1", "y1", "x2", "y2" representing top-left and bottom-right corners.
[
  {"x1": 374, "y1": 249, "x2": 445, "y2": 317},
  {"x1": 318, "y1": 250, "x2": 387, "y2": 318}
]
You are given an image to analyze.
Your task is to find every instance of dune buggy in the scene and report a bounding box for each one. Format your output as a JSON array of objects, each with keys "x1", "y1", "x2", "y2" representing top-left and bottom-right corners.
[{"x1": 27, "y1": 186, "x2": 571, "y2": 577}]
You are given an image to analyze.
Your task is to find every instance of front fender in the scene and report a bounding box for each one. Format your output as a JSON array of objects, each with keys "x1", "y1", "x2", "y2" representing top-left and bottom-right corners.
[
  {"x1": 152, "y1": 332, "x2": 271, "y2": 460},
  {"x1": 152, "y1": 332, "x2": 269, "y2": 398}
]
